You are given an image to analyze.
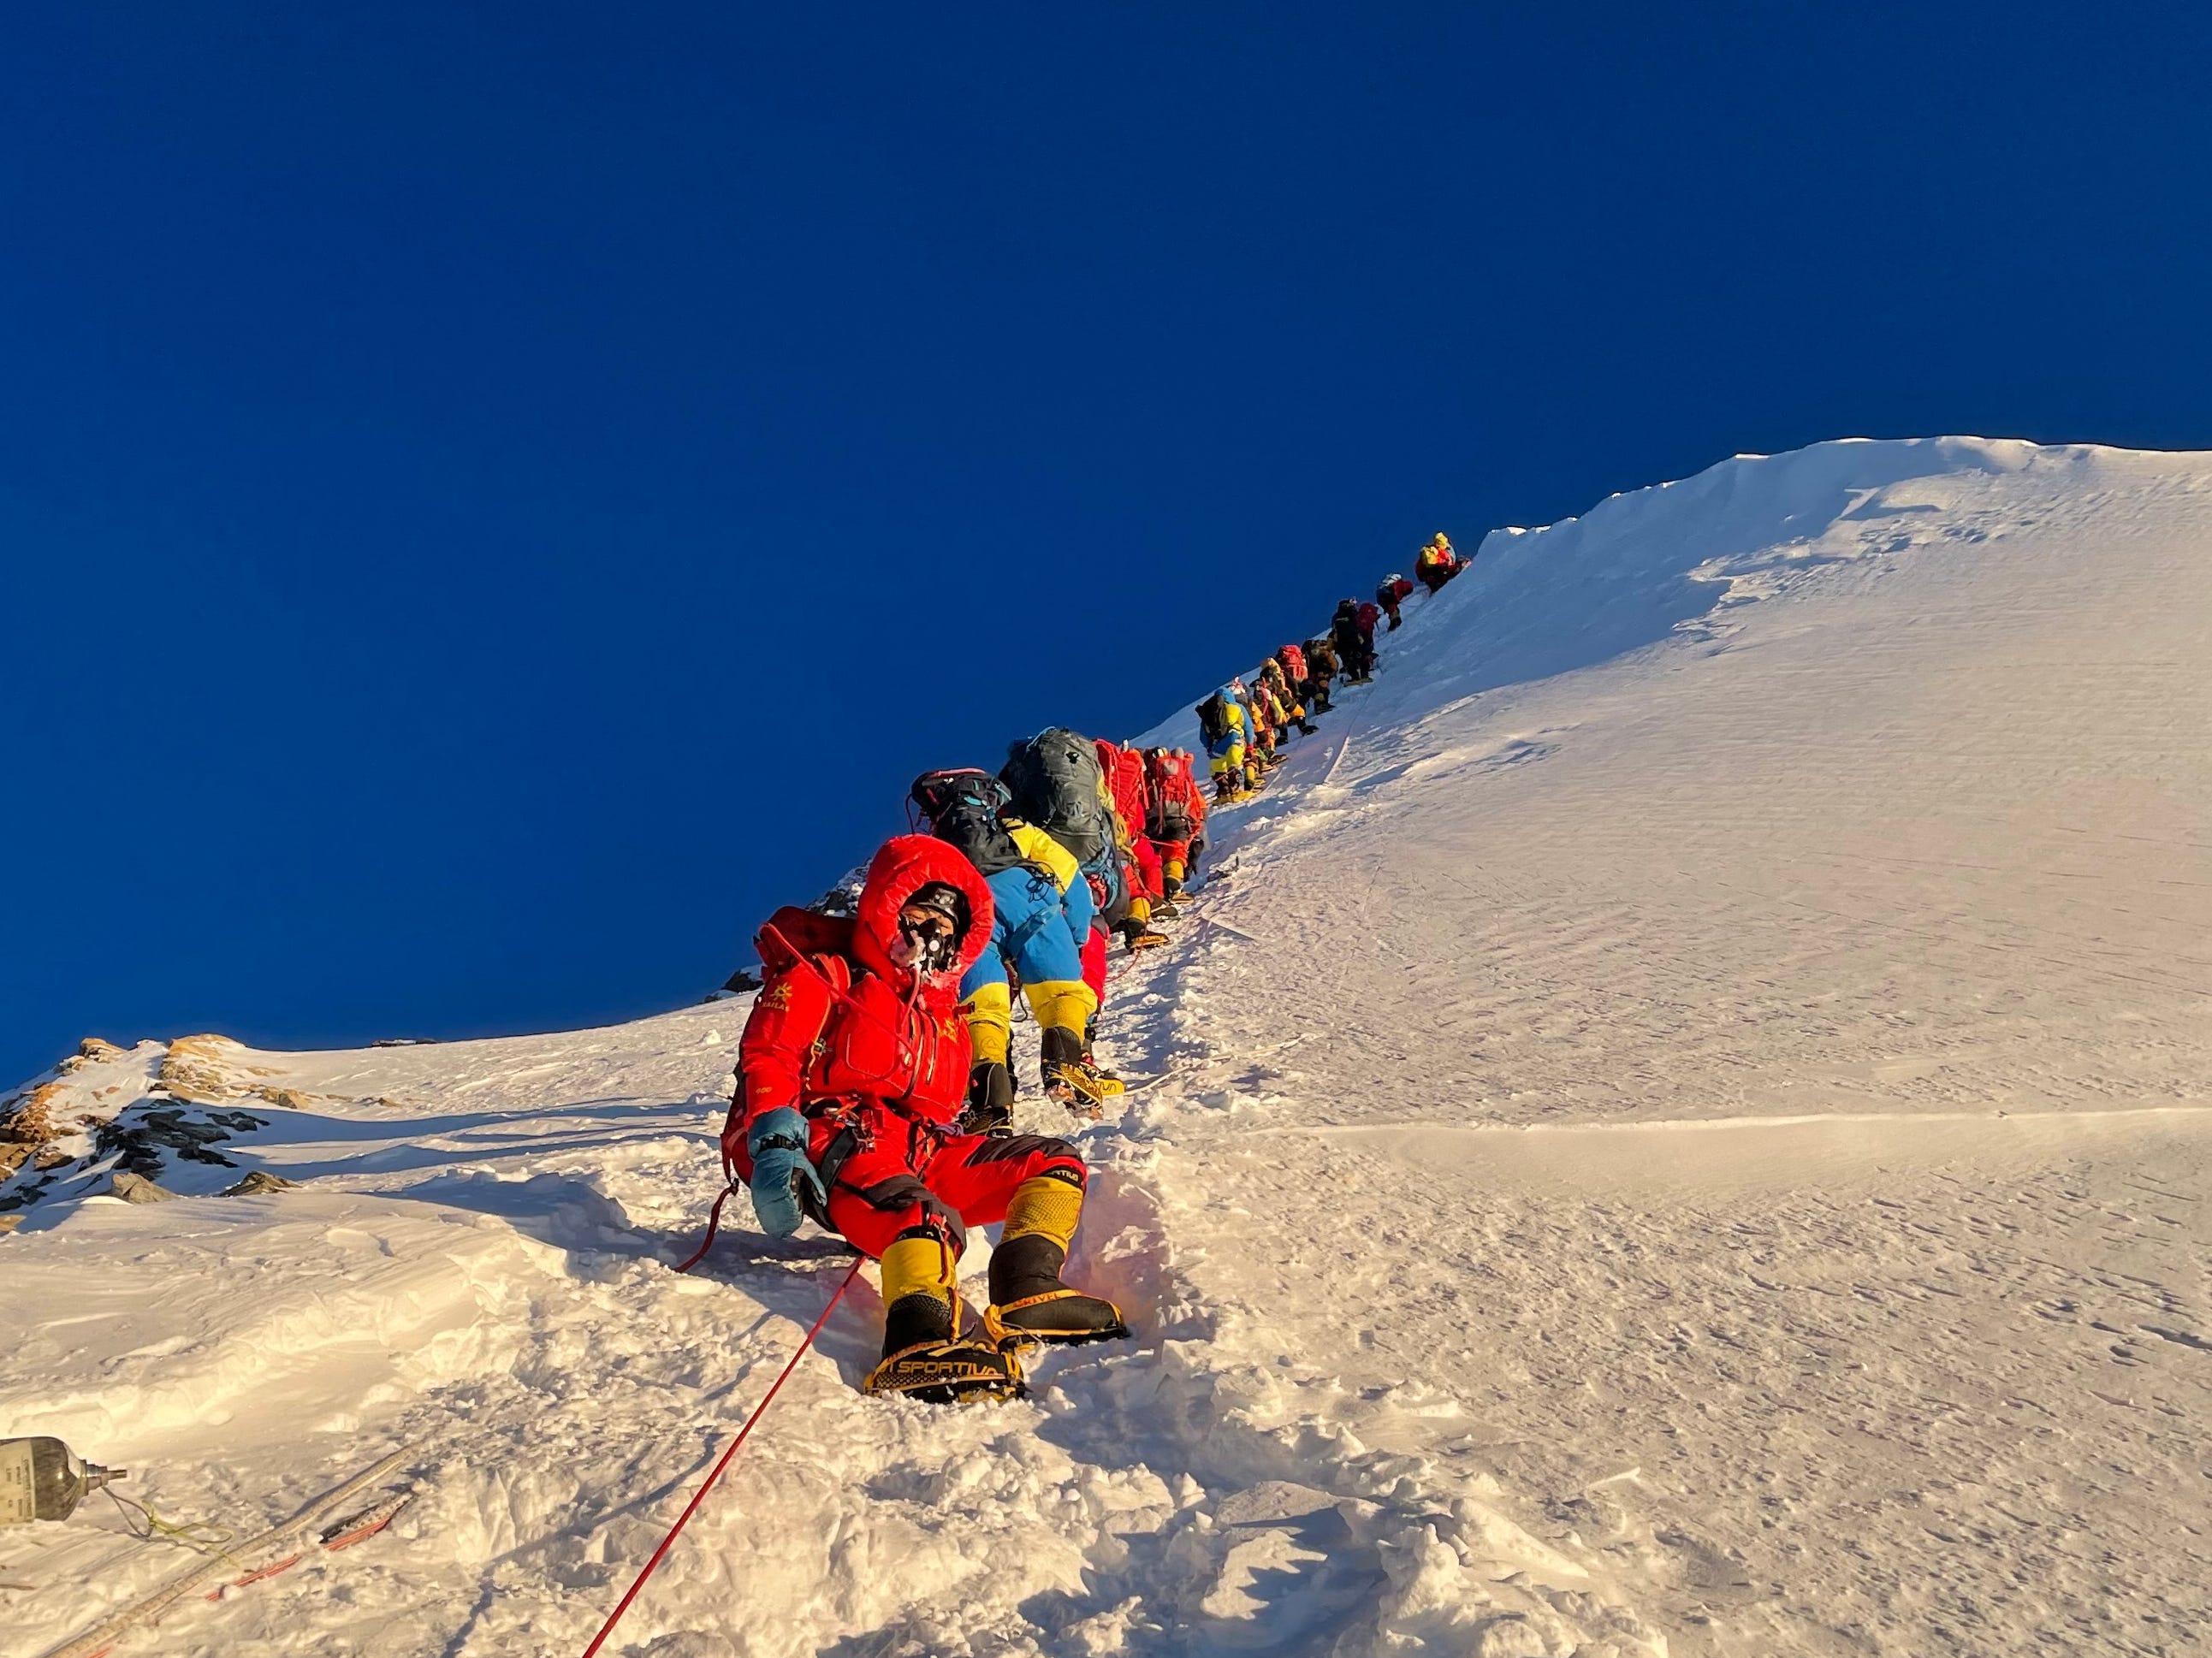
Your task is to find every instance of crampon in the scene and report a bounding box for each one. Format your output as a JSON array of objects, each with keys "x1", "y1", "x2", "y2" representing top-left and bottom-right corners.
[
  {"x1": 863, "y1": 1336, "x2": 1028, "y2": 1404},
  {"x1": 1046, "y1": 1061, "x2": 1124, "y2": 1118}
]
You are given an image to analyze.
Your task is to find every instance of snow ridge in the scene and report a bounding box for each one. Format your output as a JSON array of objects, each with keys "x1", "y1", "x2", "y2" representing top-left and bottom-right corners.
[{"x1": 7, "y1": 434, "x2": 2212, "y2": 1657}]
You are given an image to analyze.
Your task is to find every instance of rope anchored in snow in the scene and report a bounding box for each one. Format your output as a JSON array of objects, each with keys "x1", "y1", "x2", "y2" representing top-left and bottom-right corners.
[
  {"x1": 671, "y1": 1183, "x2": 741, "y2": 1273},
  {"x1": 579, "y1": 1258, "x2": 863, "y2": 1658}
]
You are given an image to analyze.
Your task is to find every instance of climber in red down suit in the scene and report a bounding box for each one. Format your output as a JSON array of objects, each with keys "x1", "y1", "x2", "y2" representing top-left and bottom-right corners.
[{"x1": 726, "y1": 835, "x2": 1129, "y2": 1400}]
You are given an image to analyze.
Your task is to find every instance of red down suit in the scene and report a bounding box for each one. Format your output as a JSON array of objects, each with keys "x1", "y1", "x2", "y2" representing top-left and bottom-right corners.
[{"x1": 732, "y1": 835, "x2": 1086, "y2": 1258}]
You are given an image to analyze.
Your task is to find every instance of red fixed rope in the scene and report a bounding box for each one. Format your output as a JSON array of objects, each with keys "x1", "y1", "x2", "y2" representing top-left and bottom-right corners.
[
  {"x1": 672, "y1": 1185, "x2": 738, "y2": 1275},
  {"x1": 581, "y1": 1258, "x2": 863, "y2": 1658}
]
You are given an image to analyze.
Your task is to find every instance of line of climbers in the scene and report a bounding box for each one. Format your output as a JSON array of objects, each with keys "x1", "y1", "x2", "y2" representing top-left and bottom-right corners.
[
  {"x1": 1195, "y1": 532, "x2": 1467, "y2": 801},
  {"x1": 711, "y1": 531, "x2": 1469, "y2": 1404}
]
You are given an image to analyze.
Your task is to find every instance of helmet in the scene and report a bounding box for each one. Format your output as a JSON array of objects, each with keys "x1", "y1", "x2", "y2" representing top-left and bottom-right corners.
[{"x1": 902, "y1": 879, "x2": 971, "y2": 935}]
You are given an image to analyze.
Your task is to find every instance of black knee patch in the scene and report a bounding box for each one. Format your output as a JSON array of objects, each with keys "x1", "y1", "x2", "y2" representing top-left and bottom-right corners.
[
  {"x1": 857, "y1": 1176, "x2": 967, "y2": 1252},
  {"x1": 966, "y1": 1134, "x2": 1086, "y2": 1188},
  {"x1": 853, "y1": 1173, "x2": 934, "y2": 1211}
]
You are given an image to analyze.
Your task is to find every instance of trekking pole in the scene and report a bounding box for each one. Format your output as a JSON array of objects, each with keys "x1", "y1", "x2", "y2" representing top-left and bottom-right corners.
[{"x1": 579, "y1": 1257, "x2": 863, "y2": 1657}]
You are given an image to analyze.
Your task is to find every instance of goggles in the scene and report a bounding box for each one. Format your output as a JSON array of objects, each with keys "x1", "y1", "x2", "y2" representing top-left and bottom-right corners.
[{"x1": 897, "y1": 905, "x2": 958, "y2": 942}]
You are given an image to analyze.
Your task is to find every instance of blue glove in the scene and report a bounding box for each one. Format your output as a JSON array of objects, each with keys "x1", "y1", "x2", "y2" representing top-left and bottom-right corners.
[{"x1": 745, "y1": 1107, "x2": 826, "y2": 1239}]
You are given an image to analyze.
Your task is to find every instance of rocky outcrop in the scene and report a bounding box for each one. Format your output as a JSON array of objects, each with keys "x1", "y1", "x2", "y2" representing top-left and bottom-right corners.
[
  {"x1": 109, "y1": 1172, "x2": 181, "y2": 1204},
  {"x1": 222, "y1": 1170, "x2": 296, "y2": 1197},
  {"x1": 94, "y1": 1103, "x2": 269, "y2": 1181},
  {"x1": 157, "y1": 1033, "x2": 274, "y2": 1104},
  {"x1": 70, "y1": 1037, "x2": 127, "y2": 1068},
  {"x1": 3, "y1": 1081, "x2": 63, "y2": 1148},
  {"x1": 3, "y1": 1031, "x2": 355, "y2": 1215}
]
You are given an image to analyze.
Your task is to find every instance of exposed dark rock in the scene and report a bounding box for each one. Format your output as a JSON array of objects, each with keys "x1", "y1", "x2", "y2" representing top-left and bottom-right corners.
[
  {"x1": 222, "y1": 1170, "x2": 296, "y2": 1197},
  {"x1": 93, "y1": 1104, "x2": 269, "y2": 1181},
  {"x1": 110, "y1": 1172, "x2": 181, "y2": 1204}
]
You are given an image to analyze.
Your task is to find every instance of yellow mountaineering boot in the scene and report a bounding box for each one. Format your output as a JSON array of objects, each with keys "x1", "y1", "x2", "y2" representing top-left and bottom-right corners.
[
  {"x1": 1118, "y1": 911, "x2": 1169, "y2": 953},
  {"x1": 1040, "y1": 1026, "x2": 1124, "y2": 1119},
  {"x1": 984, "y1": 1175, "x2": 1130, "y2": 1349},
  {"x1": 865, "y1": 1234, "x2": 1025, "y2": 1403}
]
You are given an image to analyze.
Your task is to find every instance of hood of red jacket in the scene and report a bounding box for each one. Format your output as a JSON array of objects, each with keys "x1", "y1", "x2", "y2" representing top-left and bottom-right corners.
[{"x1": 851, "y1": 834, "x2": 997, "y2": 992}]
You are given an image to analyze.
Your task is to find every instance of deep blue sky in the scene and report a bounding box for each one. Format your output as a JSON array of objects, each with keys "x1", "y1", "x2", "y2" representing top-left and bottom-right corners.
[{"x1": 7, "y1": 3, "x2": 2209, "y2": 1081}]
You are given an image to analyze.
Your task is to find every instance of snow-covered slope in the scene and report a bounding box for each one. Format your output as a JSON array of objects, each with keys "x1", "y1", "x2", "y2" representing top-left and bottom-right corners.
[{"x1": 5, "y1": 436, "x2": 2208, "y2": 1658}]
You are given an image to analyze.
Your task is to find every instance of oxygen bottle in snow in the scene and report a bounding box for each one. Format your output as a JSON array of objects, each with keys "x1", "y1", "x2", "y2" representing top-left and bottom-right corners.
[{"x1": 0, "y1": 1436, "x2": 126, "y2": 1522}]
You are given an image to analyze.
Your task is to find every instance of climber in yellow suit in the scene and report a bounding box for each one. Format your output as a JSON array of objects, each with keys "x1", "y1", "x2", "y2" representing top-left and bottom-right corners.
[{"x1": 1259, "y1": 658, "x2": 1318, "y2": 740}]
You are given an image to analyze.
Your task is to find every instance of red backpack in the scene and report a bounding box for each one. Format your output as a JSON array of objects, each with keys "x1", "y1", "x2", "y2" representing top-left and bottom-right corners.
[
  {"x1": 691, "y1": 905, "x2": 863, "y2": 1271},
  {"x1": 1142, "y1": 749, "x2": 1195, "y2": 840},
  {"x1": 1276, "y1": 643, "x2": 1306, "y2": 681},
  {"x1": 756, "y1": 905, "x2": 857, "y2": 979}
]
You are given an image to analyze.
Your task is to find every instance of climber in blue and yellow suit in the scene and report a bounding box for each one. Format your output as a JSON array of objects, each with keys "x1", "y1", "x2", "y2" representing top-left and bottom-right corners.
[
  {"x1": 1202, "y1": 679, "x2": 1252, "y2": 805},
  {"x1": 910, "y1": 769, "x2": 1115, "y2": 1133}
]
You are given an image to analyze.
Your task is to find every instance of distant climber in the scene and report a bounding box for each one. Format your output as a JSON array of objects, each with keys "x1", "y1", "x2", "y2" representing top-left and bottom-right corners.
[
  {"x1": 1302, "y1": 636, "x2": 1339, "y2": 710},
  {"x1": 1332, "y1": 600, "x2": 1374, "y2": 683},
  {"x1": 1375, "y1": 573, "x2": 1415, "y2": 630},
  {"x1": 1196, "y1": 682, "x2": 1253, "y2": 803},
  {"x1": 1233, "y1": 677, "x2": 1278, "y2": 783},
  {"x1": 1142, "y1": 747, "x2": 1207, "y2": 901},
  {"x1": 1260, "y1": 656, "x2": 1318, "y2": 737},
  {"x1": 1096, "y1": 739, "x2": 1172, "y2": 943},
  {"x1": 725, "y1": 835, "x2": 1128, "y2": 1401},
  {"x1": 1414, "y1": 533, "x2": 1468, "y2": 595}
]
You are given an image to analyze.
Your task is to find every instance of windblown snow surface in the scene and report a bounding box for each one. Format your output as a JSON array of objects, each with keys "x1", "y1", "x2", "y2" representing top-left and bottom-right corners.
[{"x1": 5, "y1": 436, "x2": 2209, "y2": 1658}]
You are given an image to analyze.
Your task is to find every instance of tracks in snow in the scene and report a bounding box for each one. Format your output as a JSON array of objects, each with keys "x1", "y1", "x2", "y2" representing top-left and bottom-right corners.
[{"x1": 1272, "y1": 1105, "x2": 2212, "y2": 1194}]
